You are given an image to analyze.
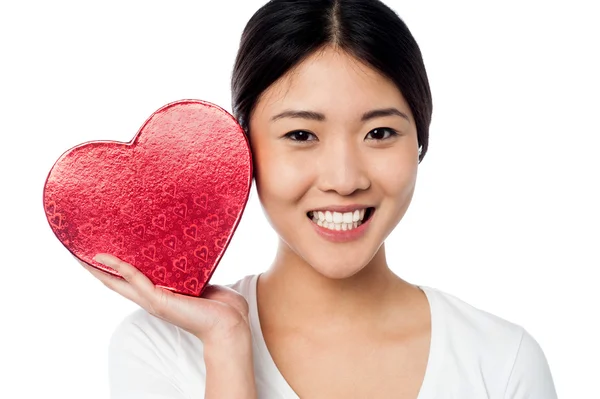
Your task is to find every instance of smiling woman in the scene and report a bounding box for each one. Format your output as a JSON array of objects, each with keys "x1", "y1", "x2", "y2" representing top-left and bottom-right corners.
[
  {"x1": 247, "y1": 47, "x2": 420, "y2": 279},
  {"x1": 84, "y1": 1, "x2": 559, "y2": 398}
]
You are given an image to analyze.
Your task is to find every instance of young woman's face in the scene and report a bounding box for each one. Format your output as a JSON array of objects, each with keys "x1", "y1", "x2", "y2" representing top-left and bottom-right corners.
[{"x1": 249, "y1": 46, "x2": 419, "y2": 278}]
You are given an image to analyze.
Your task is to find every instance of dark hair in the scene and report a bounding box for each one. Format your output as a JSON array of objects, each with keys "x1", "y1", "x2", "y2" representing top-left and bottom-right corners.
[{"x1": 231, "y1": 0, "x2": 432, "y2": 162}]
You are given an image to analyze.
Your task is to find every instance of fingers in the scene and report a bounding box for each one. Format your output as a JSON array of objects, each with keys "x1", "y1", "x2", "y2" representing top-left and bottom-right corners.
[
  {"x1": 90, "y1": 254, "x2": 204, "y2": 324},
  {"x1": 77, "y1": 254, "x2": 141, "y2": 305},
  {"x1": 93, "y1": 253, "x2": 163, "y2": 308},
  {"x1": 76, "y1": 253, "x2": 249, "y2": 338}
]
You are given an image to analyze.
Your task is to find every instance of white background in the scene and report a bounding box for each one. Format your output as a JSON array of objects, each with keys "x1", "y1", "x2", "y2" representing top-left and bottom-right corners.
[{"x1": 1, "y1": 0, "x2": 598, "y2": 397}]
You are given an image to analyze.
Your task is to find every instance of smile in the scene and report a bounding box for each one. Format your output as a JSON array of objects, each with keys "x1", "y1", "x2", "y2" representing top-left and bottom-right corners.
[{"x1": 307, "y1": 207, "x2": 375, "y2": 231}]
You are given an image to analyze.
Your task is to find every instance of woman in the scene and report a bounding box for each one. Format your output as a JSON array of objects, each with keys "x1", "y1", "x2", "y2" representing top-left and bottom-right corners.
[{"x1": 82, "y1": 0, "x2": 557, "y2": 398}]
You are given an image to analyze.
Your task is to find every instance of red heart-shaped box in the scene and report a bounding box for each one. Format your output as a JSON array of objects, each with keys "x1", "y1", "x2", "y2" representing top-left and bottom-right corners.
[{"x1": 43, "y1": 99, "x2": 252, "y2": 296}]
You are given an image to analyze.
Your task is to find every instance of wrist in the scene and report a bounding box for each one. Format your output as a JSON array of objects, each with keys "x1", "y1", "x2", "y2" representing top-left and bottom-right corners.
[
  {"x1": 201, "y1": 320, "x2": 252, "y2": 350},
  {"x1": 203, "y1": 327, "x2": 253, "y2": 360}
]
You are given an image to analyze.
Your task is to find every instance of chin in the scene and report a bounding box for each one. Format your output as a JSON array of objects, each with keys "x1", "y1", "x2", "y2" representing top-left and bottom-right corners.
[
  {"x1": 303, "y1": 251, "x2": 375, "y2": 280},
  {"x1": 312, "y1": 264, "x2": 365, "y2": 280},
  {"x1": 285, "y1": 219, "x2": 386, "y2": 280}
]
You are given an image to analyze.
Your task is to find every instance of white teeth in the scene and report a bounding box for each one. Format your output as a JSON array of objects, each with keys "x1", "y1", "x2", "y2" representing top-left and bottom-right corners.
[
  {"x1": 333, "y1": 212, "x2": 342, "y2": 223},
  {"x1": 342, "y1": 212, "x2": 353, "y2": 223},
  {"x1": 309, "y1": 207, "x2": 372, "y2": 231},
  {"x1": 313, "y1": 209, "x2": 369, "y2": 223}
]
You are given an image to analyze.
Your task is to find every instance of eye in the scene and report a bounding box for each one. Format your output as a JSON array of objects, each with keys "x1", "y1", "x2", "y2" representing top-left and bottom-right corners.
[
  {"x1": 283, "y1": 130, "x2": 318, "y2": 142},
  {"x1": 365, "y1": 127, "x2": 398, "y2": 141}
]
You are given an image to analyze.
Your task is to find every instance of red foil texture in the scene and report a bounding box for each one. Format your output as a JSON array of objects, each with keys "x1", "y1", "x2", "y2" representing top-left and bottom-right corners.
[{"x1": 43, "y1": 100, "x2": 253, "y2": 296}]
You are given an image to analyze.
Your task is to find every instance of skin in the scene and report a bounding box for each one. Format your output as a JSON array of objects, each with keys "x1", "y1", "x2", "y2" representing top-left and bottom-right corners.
[{"x1": 83, "y1": 45, "x2": 431, "y2": 398}]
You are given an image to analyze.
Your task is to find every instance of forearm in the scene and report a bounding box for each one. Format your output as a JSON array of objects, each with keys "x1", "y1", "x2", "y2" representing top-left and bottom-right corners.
[{"x1": 203, "y1": 331, "x2": 257, "y2": 399}]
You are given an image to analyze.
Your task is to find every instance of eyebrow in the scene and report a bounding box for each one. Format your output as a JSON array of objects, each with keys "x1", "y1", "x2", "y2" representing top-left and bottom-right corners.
[{"x1": 270, "y1": 107, "x2": 410, "y2": 123}]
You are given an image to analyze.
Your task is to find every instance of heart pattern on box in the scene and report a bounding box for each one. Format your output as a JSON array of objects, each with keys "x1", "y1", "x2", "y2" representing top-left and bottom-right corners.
[{"x1": 43, "y1": 100, "x2": 252, "y2": 296}]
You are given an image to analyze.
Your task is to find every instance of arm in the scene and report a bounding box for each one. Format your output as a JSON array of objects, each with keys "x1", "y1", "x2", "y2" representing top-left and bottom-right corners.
[
  {"x1": 503, "y1": 328, "x2": 558, "y2": 399},
  {"x1": 203, "y1": 330, "x2": 257, "y2": 399}
]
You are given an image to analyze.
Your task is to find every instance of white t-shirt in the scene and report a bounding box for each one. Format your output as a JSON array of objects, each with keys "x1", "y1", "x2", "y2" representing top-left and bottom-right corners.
[{"x1": 108, "y1": 274, "x2": 558, "y2": 398}]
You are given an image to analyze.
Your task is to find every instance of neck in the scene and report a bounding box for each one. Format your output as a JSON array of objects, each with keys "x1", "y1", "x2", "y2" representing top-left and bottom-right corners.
[{"x1": 257, "y1": 241, "x2": 414, "y2": 333}]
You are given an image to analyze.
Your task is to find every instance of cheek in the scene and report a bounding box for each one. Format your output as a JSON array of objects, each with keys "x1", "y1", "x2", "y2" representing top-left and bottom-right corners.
[
  {"x1": 372, "y1": 154, "x2": 418, "y2": 199},
  {"x1": 253, "y1": 142, "x2": 314, "y2": 210}
]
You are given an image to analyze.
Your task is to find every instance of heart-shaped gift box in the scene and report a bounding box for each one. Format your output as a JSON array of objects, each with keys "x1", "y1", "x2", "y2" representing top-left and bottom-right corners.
[{"x1": 43, "y1": 100, "x2": 253, "y2": 296}]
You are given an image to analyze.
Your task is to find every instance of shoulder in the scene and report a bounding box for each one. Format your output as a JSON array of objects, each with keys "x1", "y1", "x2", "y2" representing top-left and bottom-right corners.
[
  {"x1": 423, "y1": 285, "x2": 524, "y2": 346},
  {"x1": 108, "y1": 274, "x2": 257, "y2": 398},
  {"x1": 503, "y1": 326, "x2": 558, "y2": 398},
  {"x1": 422, "y1": 286, "x2": 557, "y2": 398}
]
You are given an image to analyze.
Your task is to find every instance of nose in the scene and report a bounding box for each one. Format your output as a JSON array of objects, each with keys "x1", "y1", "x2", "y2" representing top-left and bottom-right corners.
[{"x1": 316, "y1": 139, "x2": 370, "y2": 196}]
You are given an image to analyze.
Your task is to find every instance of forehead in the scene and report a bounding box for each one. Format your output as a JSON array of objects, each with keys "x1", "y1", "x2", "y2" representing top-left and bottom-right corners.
[{"x1": 253, "y1": 47, "x2": 410, "y2": 120}]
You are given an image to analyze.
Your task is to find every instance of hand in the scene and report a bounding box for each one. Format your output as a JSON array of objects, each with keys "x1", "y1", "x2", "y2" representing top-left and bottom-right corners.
[{"x1": 78, "y1": 253, "x2": 250, "y2": 345}]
